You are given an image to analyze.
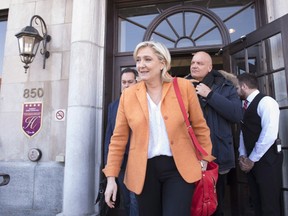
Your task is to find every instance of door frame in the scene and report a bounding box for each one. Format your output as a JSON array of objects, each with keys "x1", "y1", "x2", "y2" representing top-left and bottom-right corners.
[{"x1": 222, "y1": 13, "x2": 288, "y2": 216}]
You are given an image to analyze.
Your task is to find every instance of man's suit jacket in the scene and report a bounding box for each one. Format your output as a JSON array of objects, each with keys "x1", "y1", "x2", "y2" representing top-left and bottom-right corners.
[
  {"x1": 103, "y1": 78, "x2": 214, "y2": 194},
  {"x1": 104, "y1": 98, "x2": 129, "y2": 168},
  {"x1": 104, "y1": 98, "x2": 120, "y2": 165}
]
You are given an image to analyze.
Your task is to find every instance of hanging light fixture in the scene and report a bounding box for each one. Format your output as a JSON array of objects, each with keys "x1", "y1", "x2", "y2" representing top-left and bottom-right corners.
[{"x1": 15, "y1": 15, "x2": 51, "y2": 73}]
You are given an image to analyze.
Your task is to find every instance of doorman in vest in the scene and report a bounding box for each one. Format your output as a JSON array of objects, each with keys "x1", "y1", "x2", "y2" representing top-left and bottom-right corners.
[{"x1": 237, "y1": 73, "x2": 283, "y2": 216}]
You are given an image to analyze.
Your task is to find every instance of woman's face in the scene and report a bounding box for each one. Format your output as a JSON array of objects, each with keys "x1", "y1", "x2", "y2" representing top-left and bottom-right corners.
[{"x1": 135, "y1": 47, "x2": 164, "y2": 82}]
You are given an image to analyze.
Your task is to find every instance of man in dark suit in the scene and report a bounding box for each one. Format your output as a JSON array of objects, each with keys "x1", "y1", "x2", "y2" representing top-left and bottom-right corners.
[
  {"x1": 186, "y1": 51, "x2": 243, "y2": 216},
  {"x1": 104, "y1": 68, "x2": 138, "y2": 216},
  {"x1": 237, "y1": 73, "x2": 283, "y2": 216}
]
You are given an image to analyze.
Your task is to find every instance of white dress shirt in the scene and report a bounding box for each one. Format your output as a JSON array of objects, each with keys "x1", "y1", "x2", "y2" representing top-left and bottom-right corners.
[
  {"x1": 146, "y1": 93, "x2": 172, "y2": 159},
  {"x1": 239, "y1": 90, "x2": 280, "y2": 162}
]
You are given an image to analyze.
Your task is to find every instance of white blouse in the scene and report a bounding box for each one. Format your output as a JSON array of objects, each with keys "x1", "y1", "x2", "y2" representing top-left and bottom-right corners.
[{"x1": 146, "y1": 93, "x2": 172, "y2": 159}]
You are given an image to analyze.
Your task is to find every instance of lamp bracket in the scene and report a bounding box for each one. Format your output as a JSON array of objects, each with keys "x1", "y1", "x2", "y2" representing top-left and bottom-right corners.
[{"x1": 30, "y1": 15, "x2": 51, "y2": 69}]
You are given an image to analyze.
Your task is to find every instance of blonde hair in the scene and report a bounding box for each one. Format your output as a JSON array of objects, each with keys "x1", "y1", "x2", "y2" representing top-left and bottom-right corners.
[{"x1": 133, "y1": 41, "x2": 173, "y2": 82}]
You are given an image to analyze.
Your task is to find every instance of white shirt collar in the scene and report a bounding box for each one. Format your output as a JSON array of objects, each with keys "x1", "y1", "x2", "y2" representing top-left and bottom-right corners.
[{"x1": 246, "y1": 89, "x2": 260, "y2": 103}]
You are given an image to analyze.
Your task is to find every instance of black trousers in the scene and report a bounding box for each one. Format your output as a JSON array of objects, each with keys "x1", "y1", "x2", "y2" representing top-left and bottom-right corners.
[
  {"x1": 212, "y1": 173, "x2": 227, "y2": 216},
  {"x1": 136, "y1": 156, "x2": 195, "y2": 216},
  {"x1": 247, "y1": 147, "x2": 283, "y2": 216}
]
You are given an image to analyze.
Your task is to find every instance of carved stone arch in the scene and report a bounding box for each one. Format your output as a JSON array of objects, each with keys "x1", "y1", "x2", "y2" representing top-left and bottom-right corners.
[{"x1": 143, "y1": 5, "x2": 231, "y2": 48}]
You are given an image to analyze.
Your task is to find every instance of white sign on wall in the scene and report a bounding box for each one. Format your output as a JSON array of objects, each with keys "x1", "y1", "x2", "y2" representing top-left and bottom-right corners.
[{"x1": 54, "y1": 109, "x2": 66, "y2": 121}]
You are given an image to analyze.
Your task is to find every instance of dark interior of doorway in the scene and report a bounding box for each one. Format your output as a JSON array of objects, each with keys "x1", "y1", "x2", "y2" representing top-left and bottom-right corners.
[{"x1": 170, "y1": 53, "x2": 224, "y2": 77}]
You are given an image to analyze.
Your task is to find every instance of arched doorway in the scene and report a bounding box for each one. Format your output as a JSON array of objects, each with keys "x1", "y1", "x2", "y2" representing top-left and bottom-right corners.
[
  {"x1": 142, "y1": 5, "x2": 231, "y2": 77},
  {"x1": 143, "y1": 5, "x2": 230, "y2": 48},
  {"x1": 109, "y1": 1, "x2": 257, "y2": 98},
  {"x1": 103, "y1": 2, "x2": 260, "y2": 214}
]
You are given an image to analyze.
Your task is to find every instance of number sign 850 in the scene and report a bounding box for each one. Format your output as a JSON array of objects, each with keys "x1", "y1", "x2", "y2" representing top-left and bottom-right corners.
[{"x1": 23, "y1": 88, "x2": 44, "y2": 98}]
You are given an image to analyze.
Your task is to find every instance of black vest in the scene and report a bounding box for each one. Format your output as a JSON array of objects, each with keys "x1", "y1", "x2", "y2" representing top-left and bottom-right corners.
[{"x1": 241, "y1": 93, "x2": 265, "y2": 155}]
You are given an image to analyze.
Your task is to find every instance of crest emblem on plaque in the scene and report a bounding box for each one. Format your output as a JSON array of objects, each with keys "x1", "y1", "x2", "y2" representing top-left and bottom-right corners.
[{"x1": 22, "y1": 102, "x2": 43, "y2": 137}]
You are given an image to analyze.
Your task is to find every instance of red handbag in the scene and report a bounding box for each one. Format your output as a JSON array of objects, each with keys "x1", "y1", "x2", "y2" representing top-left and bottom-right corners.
[
  {"x1": 173, "y1": 78, "x2": 219, "y2": 216},
  {"x1": 191, "y1": 161, "x2": 218, "y2": 216}
]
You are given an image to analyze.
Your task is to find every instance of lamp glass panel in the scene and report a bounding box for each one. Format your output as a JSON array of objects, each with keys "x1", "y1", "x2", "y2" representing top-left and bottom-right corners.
[
  {"x1": 23, "y1": 36, "x2": 40, "y2": 55},
  {"x1": 20, "y1": 53, "x2": 35, "y2": 64},
  {"x1": 17, "y1": 37, "x2": 24, "y2": 53}
]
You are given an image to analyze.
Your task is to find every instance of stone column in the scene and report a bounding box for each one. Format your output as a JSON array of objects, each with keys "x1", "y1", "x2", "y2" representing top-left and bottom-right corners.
[{"x1": 59, "y1": 0, "x2": 105, "y2": 215}]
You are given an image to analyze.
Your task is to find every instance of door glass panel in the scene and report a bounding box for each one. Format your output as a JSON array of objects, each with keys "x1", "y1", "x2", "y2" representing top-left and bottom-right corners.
[
  {"x1": 118, "y1": 19, "x2": 145, "y2": 52},
  {"x1": 223, "y1": 5, "x2": 256, "y2": 42},
  {"x1": 284, "y1": 190, "x2": 288, "y2": 216},
  {"x1": 257, "y1": 75, "x2": 269, "y2": 94},
  {"x1": 211, "y1": 6, "x2": 242, "y2": 20},
  {"x1": 247, "y1": 42, "x2": 265, "y2": 74},
  {"x1": 167, "y1": 13, "x2": 184, "y2": 37},
  {"x1": 185, "y1": 12, "x2": 201, "y2": 36},
  {"x1": 151, "y1": 33, "x2": 175, "y2": 48},
  {"x1": 193, "y1": 16, "x2": 217, "y2": 39},
  {"x1": 247, "y1": 58, "x2": 257, "y2": 74},
  {"x1": 196, "y1": 28, "x2": 222, "y2": 46},
  {"x1": 154, "y1": 20, "x2": 178, "y2": 41},
  {"x1": 232, "y1": 49, "x2": 246, "y2": 74},
  {"x1": 267, "y1": 33, "x2": 284, "y2": 70},
  {"x1": 273, "y1": 70, "x2": 288, "y2": 107},
  {"x1": 279, "y1": 109, "x2": 288, "y2": 148},
  {"x1": 177, "y1": 38, "x2": 194, "y2": 48},
  {"x1": 129, "y1": 14, "x2": 158, "y2": 27},
  {"x1": 282, "y1": 151, "x2": 288, "y2": 204}
]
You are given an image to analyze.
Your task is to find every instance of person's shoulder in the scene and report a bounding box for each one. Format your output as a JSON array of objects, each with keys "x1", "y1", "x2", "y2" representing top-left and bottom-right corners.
[
  {"x1": 122, "y1": 81, "x2": 144, "y2": 97},
  {"x1": 109, "y1": 98, "x2": 120, "y2": 108},
  {"x1": 175, "y1": 77, "x2": 191, "y2": 85},
  {"x1": 174, "y1": 77, "x2": 196, "y2": 93},
  {"x1": 123, "y1": 82, "x2": 138, "y2": 92},
  {"x1": 262, "y1": 95, "x2": 278, "y2": 105}
]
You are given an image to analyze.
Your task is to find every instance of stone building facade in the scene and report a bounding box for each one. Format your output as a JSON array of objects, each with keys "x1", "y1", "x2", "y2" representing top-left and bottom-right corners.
[{"x1": 0, "y1": 0, "x2": 287, "y2": 215}]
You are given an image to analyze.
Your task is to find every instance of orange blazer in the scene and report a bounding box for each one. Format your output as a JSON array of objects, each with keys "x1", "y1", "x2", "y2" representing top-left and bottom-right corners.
[{"x1": 103, "y1": 77, "x2": 214, "y2": 194}]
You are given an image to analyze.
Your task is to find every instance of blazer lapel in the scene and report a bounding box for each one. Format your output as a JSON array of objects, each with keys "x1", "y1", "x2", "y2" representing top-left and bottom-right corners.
[
  {"x1": 135, "y1": 81, "x2": 149, "y2": 122},
  {"x1": 135, "y1": 81, "x2": 173, "y2": 122},
  {"x1": 162, "y1": 81, "x2": 173, "y2": 99}
]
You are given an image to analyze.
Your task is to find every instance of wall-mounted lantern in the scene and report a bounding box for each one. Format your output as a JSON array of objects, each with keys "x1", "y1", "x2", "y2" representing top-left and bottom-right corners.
[{"x1": 15, "y1": 15, "x2": 51, "y2": 73}]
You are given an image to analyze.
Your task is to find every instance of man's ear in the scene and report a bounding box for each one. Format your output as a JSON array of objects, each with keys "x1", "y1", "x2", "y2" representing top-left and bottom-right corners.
[
  {"x1": 242, "y1": 83, "x2": 249, "y2": 90},
  {"x1": 208, "y1": 65, "x2": 213, "y2": 72}
]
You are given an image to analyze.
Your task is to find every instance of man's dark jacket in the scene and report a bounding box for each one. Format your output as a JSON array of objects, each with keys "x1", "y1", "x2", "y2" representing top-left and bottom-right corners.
[
  {"x1": 104, "y1": 99, "x2": 129, "y2": 168},
  {"x1": 186, "y1": 70, "x2": 243, "y2": 172}
]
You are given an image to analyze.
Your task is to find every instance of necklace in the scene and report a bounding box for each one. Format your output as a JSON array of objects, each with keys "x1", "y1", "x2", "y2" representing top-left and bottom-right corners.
[{"x1": 147, "y1": 89, "x2": 162, "y2": 105}]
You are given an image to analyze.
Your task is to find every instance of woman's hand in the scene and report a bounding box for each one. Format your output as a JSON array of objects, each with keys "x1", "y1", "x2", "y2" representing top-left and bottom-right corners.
[
  {"x1": 200, "y1": 160, "x2": 208, "y2": 171},
  {"x1": 104, "y1": 176, "x2": 118, "y2": 208}
]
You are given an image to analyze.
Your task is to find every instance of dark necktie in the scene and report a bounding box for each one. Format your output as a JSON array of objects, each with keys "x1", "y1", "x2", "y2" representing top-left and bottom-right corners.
[{"x1": 243, "y1": 99, "x2": 249, "y2": 110}]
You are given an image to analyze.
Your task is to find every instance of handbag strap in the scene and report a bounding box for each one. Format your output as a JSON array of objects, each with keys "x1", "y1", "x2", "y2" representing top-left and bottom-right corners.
[{"x1": 173, "y1": 77, "x2": 208, "y2": 160}]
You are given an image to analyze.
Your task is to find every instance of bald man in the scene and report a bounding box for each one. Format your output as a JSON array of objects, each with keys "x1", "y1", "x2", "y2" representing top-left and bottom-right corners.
[{"x1": 185, "y1": 51, "x2": 243, "y2": 216}]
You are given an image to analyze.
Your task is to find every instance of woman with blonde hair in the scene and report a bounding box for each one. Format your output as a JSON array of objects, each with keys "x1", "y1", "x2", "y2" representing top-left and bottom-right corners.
[{"x1": 103, "y1": 41, "x2": 214, "y2": 216}]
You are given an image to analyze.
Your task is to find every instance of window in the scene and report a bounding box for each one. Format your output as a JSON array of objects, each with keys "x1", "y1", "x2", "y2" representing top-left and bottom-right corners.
[
  {"x1": 118, "y1": 1, "x2": 256, "y2": 52},
  {"x1": 0, "y1": 9, "x2": 8, "y2": 82}
]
